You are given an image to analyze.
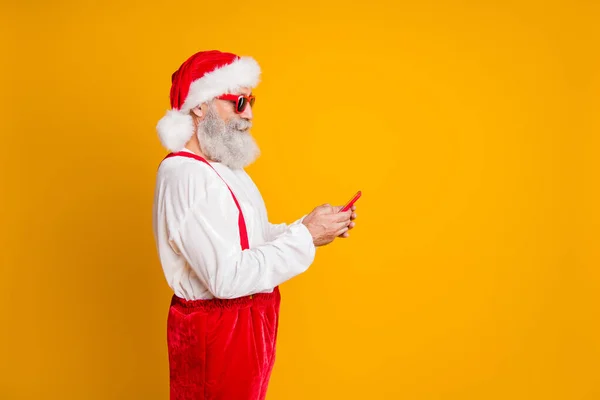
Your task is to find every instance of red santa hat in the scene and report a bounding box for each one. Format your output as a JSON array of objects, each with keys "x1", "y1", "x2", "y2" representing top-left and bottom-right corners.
[{"x1": 156, "y1": 50, "x2": 261, "y2": 151}]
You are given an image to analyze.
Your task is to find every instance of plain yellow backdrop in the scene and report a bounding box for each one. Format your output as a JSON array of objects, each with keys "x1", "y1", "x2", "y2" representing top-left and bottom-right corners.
[{"x1": 1, "y1": 0, "x2": 599, "y2": 399}]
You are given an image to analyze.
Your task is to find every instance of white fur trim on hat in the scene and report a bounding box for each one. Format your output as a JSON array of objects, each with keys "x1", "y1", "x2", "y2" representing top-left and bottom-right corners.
[
  {"x1": 181, "y1": 56, "x2": 261, "y2": 112},
  {"x1": 156, "y1": 56, "x2": 261, "y2": 152}
]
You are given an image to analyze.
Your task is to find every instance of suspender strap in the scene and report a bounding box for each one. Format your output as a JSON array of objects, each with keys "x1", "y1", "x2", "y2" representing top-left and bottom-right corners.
[{"x1": 162, "y1": 152, "x2": 250, "y2": 251}]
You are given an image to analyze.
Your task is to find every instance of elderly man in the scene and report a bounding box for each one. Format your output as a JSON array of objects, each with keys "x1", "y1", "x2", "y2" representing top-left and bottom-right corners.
[{"x1": 152, "y1": 50, "x2": 357, "y2": 400}]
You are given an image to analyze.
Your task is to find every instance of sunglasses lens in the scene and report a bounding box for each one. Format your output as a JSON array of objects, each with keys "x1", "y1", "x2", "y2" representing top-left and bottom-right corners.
[
  {"x1": 237, "y1": 97, "x2": 246, "y2": 113},
  {"x1": 249, "y1": 97, "x2": 255, "y2": 107}
]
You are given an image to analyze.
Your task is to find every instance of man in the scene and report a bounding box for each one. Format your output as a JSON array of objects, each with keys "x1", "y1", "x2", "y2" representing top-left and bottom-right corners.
[{"x1": 152, "y1": 50, "x2": 357, "y2": 400}]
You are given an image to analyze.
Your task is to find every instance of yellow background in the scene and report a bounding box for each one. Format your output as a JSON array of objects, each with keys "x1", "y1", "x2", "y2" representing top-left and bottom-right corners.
[{"x1": 1, "y1": 0, "x2": 599, "y2": 399}]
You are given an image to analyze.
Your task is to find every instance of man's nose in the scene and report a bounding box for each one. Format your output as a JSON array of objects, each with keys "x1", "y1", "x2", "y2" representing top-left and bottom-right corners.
[{"x1": 240, "y1": 103, "x2": 253, "y2": 120}]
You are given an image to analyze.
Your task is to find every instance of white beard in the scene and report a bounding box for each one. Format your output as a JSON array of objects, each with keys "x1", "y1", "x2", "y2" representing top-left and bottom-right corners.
[{"x1": 196, "y1": 104, "x2": 260, "y2": 169}]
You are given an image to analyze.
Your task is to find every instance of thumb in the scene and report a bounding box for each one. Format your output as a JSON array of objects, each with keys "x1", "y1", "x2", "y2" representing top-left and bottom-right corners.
[{"x1": 318, "y1": 203, "x2": 334, "y2": 212}]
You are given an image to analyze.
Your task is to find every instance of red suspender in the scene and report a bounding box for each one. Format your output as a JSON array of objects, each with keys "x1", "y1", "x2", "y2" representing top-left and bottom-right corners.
[{"x1": 162, "y1": 152, "x2": 250, "y2": 251}]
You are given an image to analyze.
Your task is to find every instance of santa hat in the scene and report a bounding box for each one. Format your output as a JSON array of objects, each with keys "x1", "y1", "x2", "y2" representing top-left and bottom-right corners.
[{"x1": 156, "y1": 50, "x2": 261, "y2": 151}]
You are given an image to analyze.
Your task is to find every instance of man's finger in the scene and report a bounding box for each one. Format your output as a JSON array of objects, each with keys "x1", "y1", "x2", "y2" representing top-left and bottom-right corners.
[
  {"x1": 331, "y1": 210, "x2": 352, "y2": 222},
  {"x1": 330, "y1": 221, "x2": 351, "y2": 233},
  {"x1": 335, "y1": 227, "x2": 349, "y2": 237},
  {"x1": 332, "y1": 221, "x2": 351, "y2": 233}
]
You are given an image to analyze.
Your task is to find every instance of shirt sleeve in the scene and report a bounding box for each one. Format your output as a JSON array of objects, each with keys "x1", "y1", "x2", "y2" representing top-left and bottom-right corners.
[
  {"x1": 265, "y1": 215, "x2": 307, "y2": 241},
  {"x1": 169, "y1": 175, "x2": 316, "y2": 299}
]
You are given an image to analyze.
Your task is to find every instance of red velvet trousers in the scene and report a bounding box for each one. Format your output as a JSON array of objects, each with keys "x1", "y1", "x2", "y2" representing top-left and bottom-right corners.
[{"x1": 167, "y1": 287, "x2": 281, "y2": 400}]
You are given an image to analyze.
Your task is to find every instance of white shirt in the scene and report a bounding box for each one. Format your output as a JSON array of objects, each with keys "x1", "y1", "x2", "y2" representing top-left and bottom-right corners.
[{"x1": 152, "y1": 149, "x2": 316, "y2": 300}]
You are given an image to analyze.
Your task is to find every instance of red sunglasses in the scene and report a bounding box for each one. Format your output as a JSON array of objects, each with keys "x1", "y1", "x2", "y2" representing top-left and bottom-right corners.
[{"x1": 216, "y1": 94, "x2": 255, "y2": 114}]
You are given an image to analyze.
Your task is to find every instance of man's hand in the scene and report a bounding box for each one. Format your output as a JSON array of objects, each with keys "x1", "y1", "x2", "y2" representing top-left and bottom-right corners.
[
  {"x1": 338, "y1": 205, "x2": 357, "y2": 239},
  {"x1": 302, "y1": 204, "x2": 357, "y2": 247}
]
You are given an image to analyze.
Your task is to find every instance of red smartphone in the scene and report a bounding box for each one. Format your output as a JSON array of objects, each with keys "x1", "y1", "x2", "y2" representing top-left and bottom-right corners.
[{"x1": 339, "y1": 191, "x2": 362, "y2": 212}]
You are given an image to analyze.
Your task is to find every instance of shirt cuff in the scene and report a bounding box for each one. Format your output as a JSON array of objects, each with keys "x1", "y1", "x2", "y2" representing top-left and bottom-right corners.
[{"x1": 292, "y1": 218, "x2": 316, "y2": 260}]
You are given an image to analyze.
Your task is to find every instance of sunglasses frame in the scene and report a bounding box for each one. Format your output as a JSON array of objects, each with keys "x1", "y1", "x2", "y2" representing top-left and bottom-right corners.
[{"x1": 216, "y1": 94, "x2": 255, "y2": 114}]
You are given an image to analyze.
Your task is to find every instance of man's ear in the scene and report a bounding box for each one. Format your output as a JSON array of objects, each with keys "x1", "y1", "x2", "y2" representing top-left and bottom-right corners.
[{"x1": 191, "y1": 106, "x2": 204, "y2": 120}]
